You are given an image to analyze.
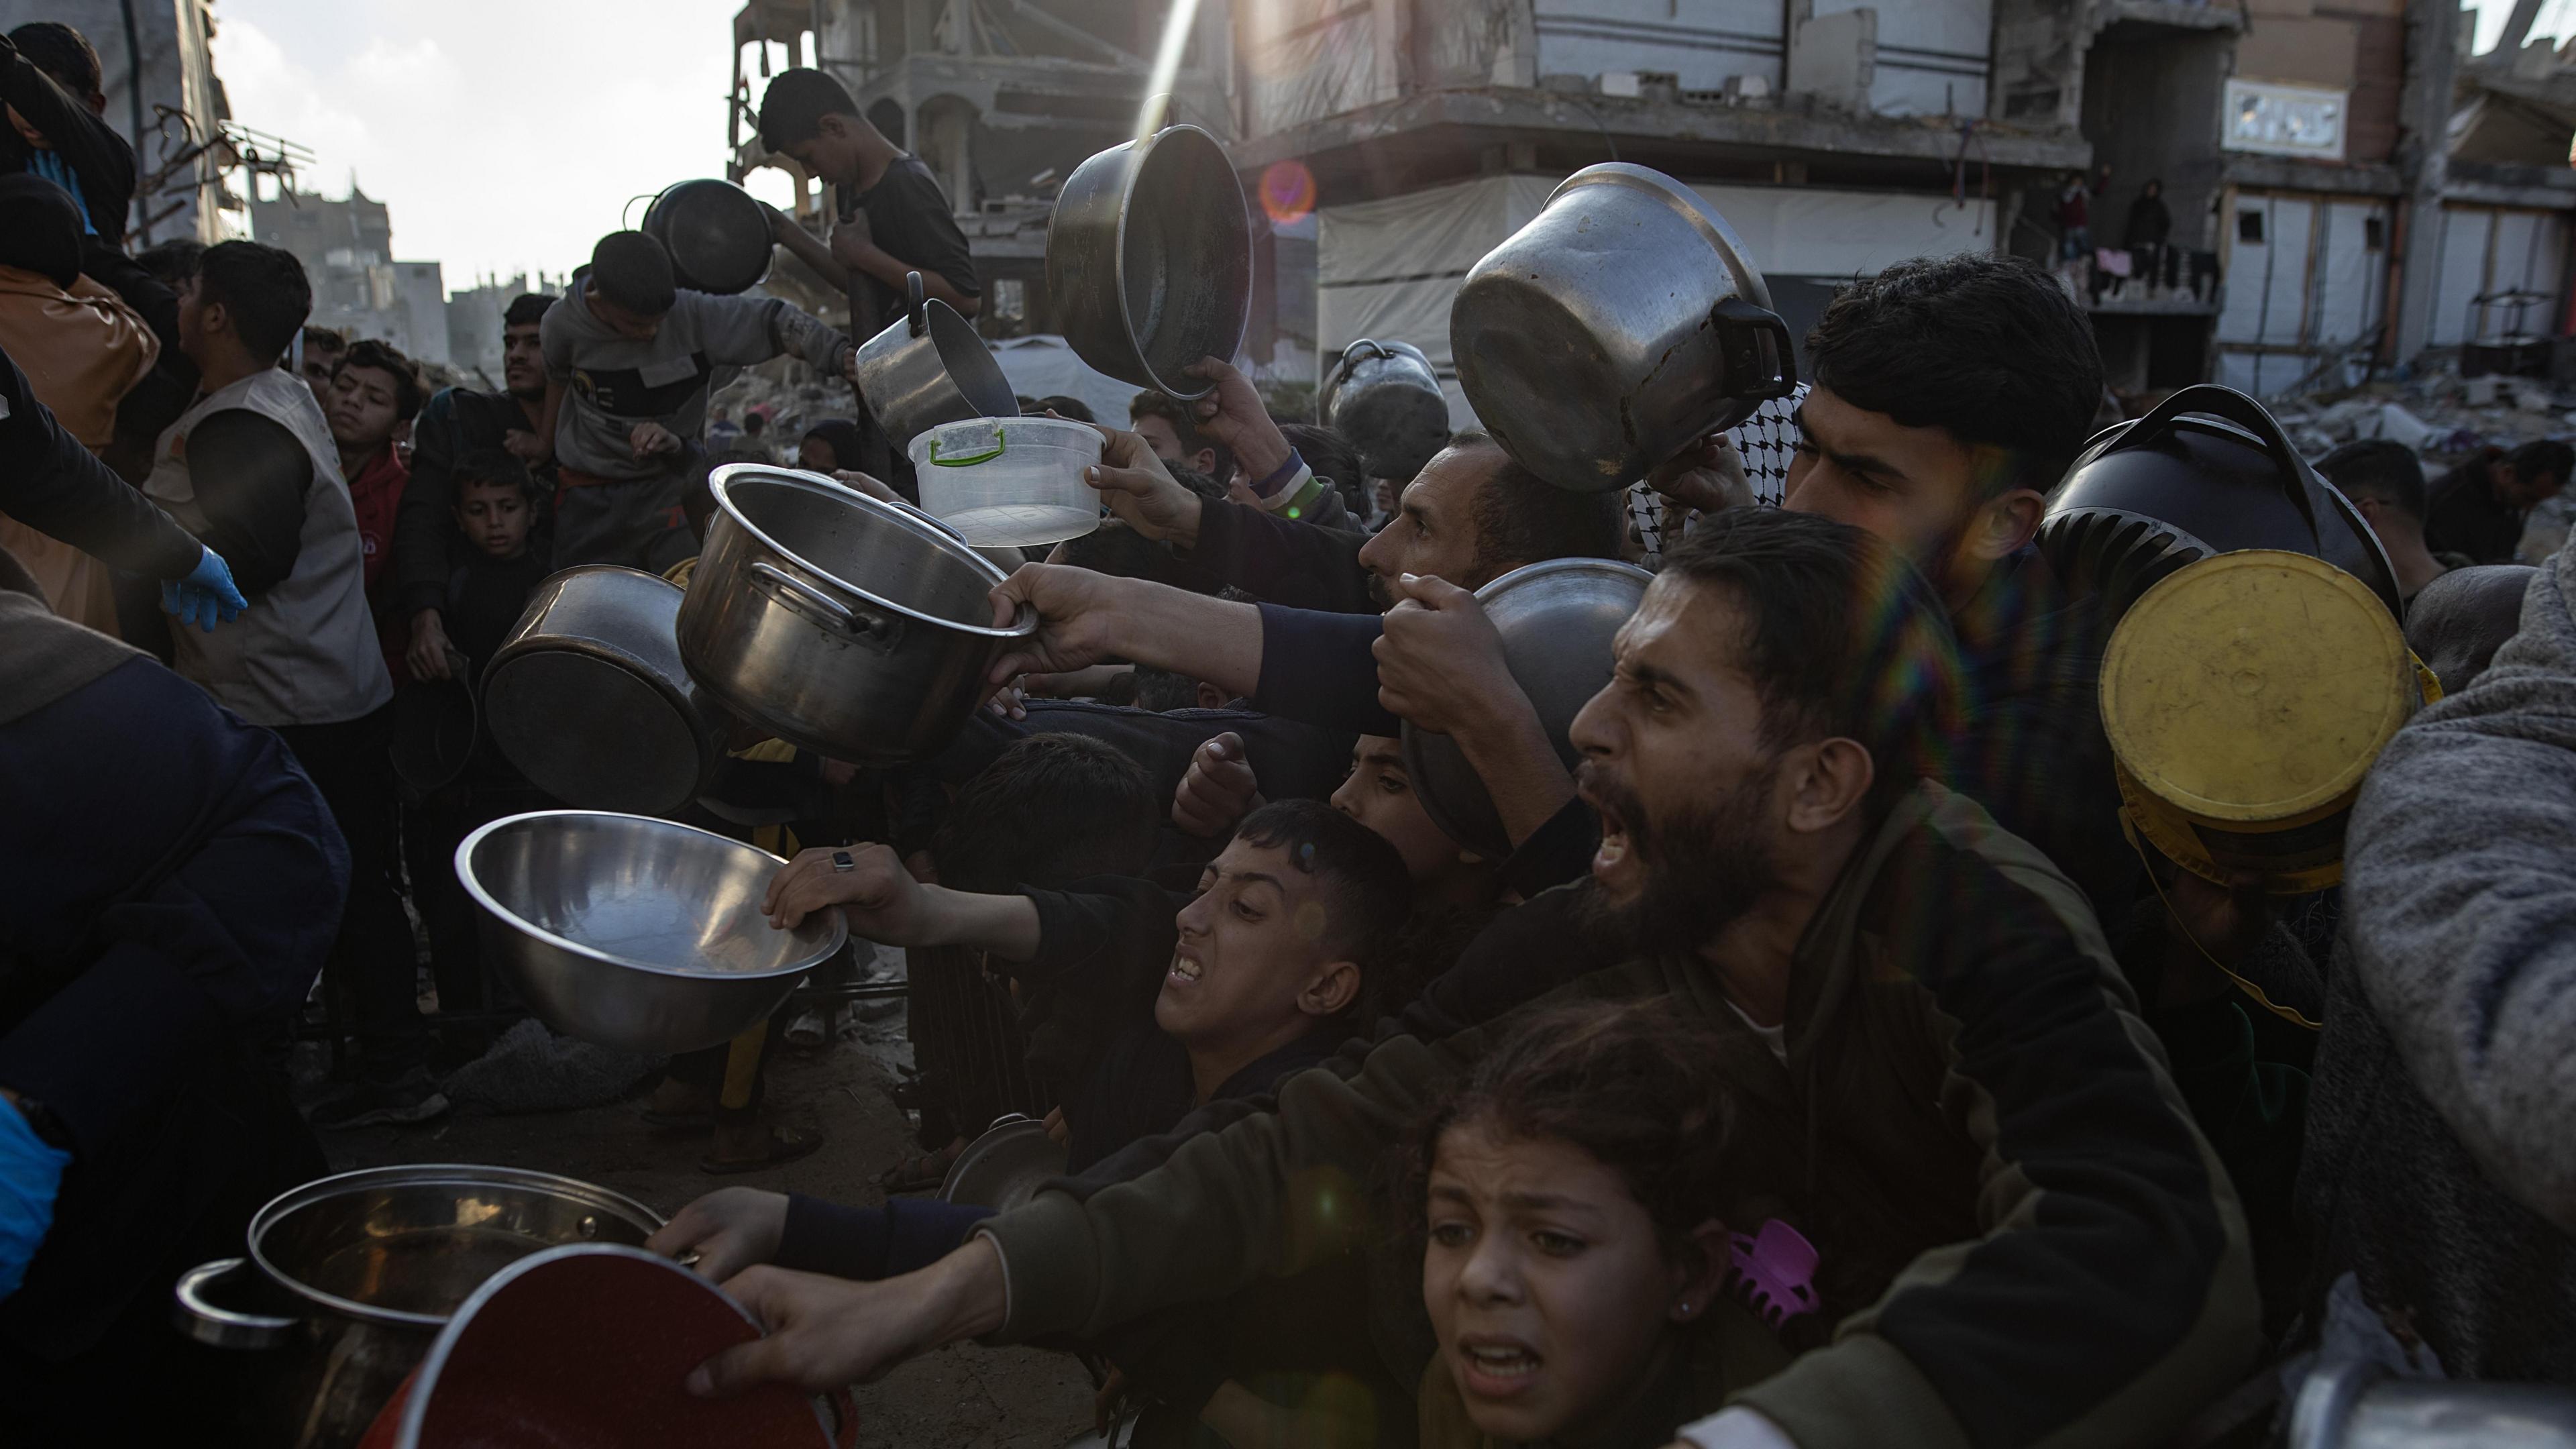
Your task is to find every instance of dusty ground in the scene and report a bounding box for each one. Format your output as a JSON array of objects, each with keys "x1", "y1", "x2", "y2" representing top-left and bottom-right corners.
[{"x1": 309, "y1": 996, "x2": 1097, "y2": 1448}]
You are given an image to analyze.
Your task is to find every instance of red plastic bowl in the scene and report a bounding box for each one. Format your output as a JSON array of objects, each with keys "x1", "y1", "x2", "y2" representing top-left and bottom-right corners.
[{"x1": 362, "y1": 1244, "x2": 851, "y2": 1448}]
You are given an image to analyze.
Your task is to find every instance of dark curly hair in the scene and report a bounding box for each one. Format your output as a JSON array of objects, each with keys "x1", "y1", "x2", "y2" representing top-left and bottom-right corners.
[{"x1": 1399, "y1": 1000, "x2": 1743, "y2": 1275}]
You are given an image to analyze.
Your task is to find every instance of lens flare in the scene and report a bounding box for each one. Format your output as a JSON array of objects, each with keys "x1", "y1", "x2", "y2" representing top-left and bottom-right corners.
[
  {"x1": 1261, "y1": 160, "x2": 1318, "y2": 224},
  {"x1": 1136, "y1": 0, "x2": 1205, "y2": 144}
]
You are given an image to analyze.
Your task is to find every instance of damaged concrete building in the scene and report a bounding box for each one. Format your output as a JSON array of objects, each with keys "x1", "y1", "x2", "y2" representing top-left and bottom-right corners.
[{"x1": 724, "y1": 0, "x2": 2576, "y2": 415}]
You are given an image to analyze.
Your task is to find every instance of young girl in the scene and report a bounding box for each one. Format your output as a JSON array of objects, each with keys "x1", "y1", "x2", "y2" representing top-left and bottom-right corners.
[{"x1": 1407, "y1": 1001, "x2": 1790, "y2": 1448}]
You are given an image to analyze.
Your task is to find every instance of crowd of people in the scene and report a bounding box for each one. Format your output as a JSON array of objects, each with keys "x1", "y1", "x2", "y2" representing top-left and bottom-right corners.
[{"x1": 6, "y1": 19, "x2": 2576, "y2": 1448}]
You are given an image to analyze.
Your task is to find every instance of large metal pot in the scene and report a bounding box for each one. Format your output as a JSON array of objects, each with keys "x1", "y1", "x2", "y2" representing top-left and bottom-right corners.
[
  {"x1": 1450, "y1": 164, "x2": 1796, "y2": 493},
  {"x1": 1322, "y1": 339, "x2": 1454, "y2": 483},
  {"x1": 458, "y1": 809, "x2": 847, "y2": 1054},
  {"x1": 171, "y1": 1164, "x2": 663, "y2": 1449},
  {"x1": 1048, "y1": 124, "x2": 1250, "y2": 399},
  {"x1": 2291, "y1": 1360, "x2": 2576, "y2": 1449},
  {"x1": 641, "y1": 177, "x2": 773, "y2": 295},
  {"x1": 1403, "y1": 559, "x2": 1654, "y2": 859},
  {"x1": 851, "y1": 270, "x2": 1018, "y2": 453},
  {"x1": 482, "y1": 566, "x2": 730, "y2": 814},
  {"x1": 677, "y1": 465, "x2": 1036, "y2": 763}
]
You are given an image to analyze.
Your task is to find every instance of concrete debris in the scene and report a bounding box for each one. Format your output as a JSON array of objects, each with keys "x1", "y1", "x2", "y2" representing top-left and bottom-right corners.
[{"x1": 442, "y1": 1018, "x2": 666, "y2": 1116}]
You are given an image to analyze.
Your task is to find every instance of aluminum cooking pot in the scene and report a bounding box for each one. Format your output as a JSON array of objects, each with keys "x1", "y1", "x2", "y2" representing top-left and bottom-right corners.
[
  {"x1": 938, "y1": 1114, "x2": 1069, "y2": 1214},
  {"x1": 1451, "y1": 164, "x2": 1795, "y2": 493},
  {"x1": 678, "y1": 465, "x2": 1036, "y2": 763},
  {"x1": 641, "y1": 177, "x2": 773, "y2": 295},
  {"x1": 1403, "y1": 558, "x2": 1654, "y2": 860},
  {"x1": 1323, "y1": 339, "x2": 1454, "y2": 483},
  {"x1": 851, "y1": 270, "x2": 1018, "y2": 453},
  {"x1": 483, "y1": 566, "x2": 730, "y2": 815},
  {"x1": 459, "y1": 809, "x2": 847, "y2": 1054},
  {"x1": 171, "y1": 1164, "x2": 662, "y2": 1449},
  {"x1": 2291, "y1": 1359, "x2": 2576, "y2": 1449},
  {"x1": 1048, "y1": 124, "x2": 1250, "y2": 399}
]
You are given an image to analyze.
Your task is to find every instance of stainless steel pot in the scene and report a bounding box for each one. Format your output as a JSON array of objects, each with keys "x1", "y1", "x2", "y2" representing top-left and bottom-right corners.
[
  {"x1": 2291, "y1": 1360, "x2": 2576, "y2": 1449},
  {"x1": 1402, "y1": 559, "x2": 1654, "y2": 859},
  {"x1": 1322, "y1": 339, "x2": 1454, "y2": 484},
  {"x1": 938, "y1": 1114, "x2": 1069, "y2": 1213},
  {"x1": 677, "y1": 465, "x2": 1036, "y2": 763},
  {"x1": 171, "y1": 1164, "x2": 663, "y2": 1449},
  {"x1": 1047, "y1": 124, "x2": 1250, "y2": 399},
  {"x1": 1450, "y1": 164, "x2": 1796, "y2": 492},
  {"x1": 458, "y1": 809, "x2": 846, "y2": 1054},
  {"x1": 851, "y1": 270, "x2": 1018, "y2": 453},
  {"x1": 482, "y1": 566, "x2": 730, "y2": 815},
  {"x1": 641, "y1": 177, "x2": 773, "y2": 295}
]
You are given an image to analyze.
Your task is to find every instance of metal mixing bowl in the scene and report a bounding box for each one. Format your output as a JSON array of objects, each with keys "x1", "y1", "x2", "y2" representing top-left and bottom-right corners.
[
  {"x1": 1401, "y1": 559, "x2": 1654, "y2": 860},
  {"x1": 457, "y1": 810, "x2": 846, "y2": 1054}
]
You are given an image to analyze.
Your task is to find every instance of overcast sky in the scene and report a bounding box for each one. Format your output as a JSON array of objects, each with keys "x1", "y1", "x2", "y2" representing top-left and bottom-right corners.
[{"x1": 211, "y1": 0, "x2": 803, "y2": 292}]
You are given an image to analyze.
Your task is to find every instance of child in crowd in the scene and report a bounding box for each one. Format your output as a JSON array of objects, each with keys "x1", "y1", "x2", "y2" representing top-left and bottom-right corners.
[
  {"x1": 436, "y1": 448, "x2": 549, "y2": 673},
  {"x1": 1407, "y1": 1002, "x2": 1786, "y2": 1449},
  {"x1": 650, "y1": 796, "x2": 1410, "y2": 1281}
]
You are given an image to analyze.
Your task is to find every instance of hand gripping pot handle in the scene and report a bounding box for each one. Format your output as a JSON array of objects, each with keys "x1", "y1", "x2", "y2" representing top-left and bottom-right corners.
[
  {"x1": 173, "y1": 1256, "x2": 296, "y2": 1350},
  {"x1": 1709, "y1": 298, "x2": 1796, "y2": 405}
]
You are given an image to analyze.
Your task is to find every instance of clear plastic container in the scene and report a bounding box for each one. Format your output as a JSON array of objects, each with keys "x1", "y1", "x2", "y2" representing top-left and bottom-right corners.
[{"x1": 909, "y1": 416, "x2": 1104, "y2": 547}]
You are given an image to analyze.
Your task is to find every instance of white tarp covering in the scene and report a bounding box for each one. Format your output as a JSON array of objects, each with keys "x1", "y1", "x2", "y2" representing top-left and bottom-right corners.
[
  {"x1": 1316, "y1": 173, "x2": 1995, "y2": 426},
  {"x1": 988, "y1": 335, "x2": 1144, "y2": 427},
  {"x1": 1241, "y1": 0, "x2": 1403, "y2": 138}
]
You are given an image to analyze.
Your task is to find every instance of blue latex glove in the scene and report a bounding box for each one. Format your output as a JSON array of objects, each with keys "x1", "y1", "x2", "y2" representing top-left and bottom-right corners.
[
  {"x1": 160, "y1": 545, "x2": 248, "y2": 632},
  {"x1": 0, "y1": 1095, "x2": 70, "y2": 1300}
]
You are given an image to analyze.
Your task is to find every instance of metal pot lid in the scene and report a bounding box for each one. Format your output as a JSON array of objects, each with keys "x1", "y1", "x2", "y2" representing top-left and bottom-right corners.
[
  {"x1": 1401, "y1": 559, "x2": 1653, "y2": 859},
  {"x1": 244, "y1": 1164, "x2": 665, "y2": 1330},
  {"x1": 706, "y1": 466, "x2": 1037, "y2": 640}
]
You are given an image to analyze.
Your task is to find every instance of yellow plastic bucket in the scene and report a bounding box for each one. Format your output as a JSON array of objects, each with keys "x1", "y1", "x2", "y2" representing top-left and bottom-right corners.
[{"x1": 2100, "y1": 549, "x2": 2426, "y2": 895}]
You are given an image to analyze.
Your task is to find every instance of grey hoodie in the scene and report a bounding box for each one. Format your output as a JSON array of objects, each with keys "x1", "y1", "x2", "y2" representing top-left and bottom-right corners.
[
  {"x1": 2301, "y1": 546, "x2": 2576, "y2": 1379},
  {"x1": 539, "y1": 272, "x2": 847, "y2": 484}
]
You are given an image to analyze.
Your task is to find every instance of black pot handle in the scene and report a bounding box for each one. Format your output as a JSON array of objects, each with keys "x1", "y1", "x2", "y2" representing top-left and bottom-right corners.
[
  {"x1": 905, "y1": 270, "x2": 927, "y2": 339},
  {"x1": 1709, "y1": 298, "x2": 1797, "y2": 403},
  {"x1": 2113, "y1": 384, "x2": 2320, "y2": 533}
]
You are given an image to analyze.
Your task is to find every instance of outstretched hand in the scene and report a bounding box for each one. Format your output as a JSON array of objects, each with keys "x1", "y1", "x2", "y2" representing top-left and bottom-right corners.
[
  {"x1": 1077, "y1": 422, "x2": 1203, "y2": 546},
  {"x1": 1183, "y1": 357, "x2": 1293, "y2": 481},
  {"x1": 762, "y1": 843, "x2": 924, "y2": 936},
  {"x1": 685, "y1": 1237, "x2": 1009, "y2": 1397},
  {"x1": 647, "y1": 1187, "x2": 788, "y2": 1284},
  {"x1": 1374, "y1": 572, "x2": 1520, "y2": 737},
  {"x1": 1173, "y1": 731, "x2": 1264, "y2": 839},
  {"x1": 983, "y1": 563, "x2": 1130, "y2": 686},
  {"x1": 1646, "y1": 434, "x2": 1754, "y2": 516},
  {"x1": 161, "y1": 545, "x2": 248, "y2": 633}
]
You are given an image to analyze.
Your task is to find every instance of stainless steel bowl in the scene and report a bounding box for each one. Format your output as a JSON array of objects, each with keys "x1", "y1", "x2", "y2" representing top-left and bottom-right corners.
[
  {"x1": 1402, "y1": 559, "x2": 1654, "y2": 859},
  {"x1": 457, "y1": 810, "x2": 845, "y2": 1054},
  {"x1": 938, "y1": 1114, "x2": 1069, "y2": 1214},
  {"x1": 172, "y1": 1164, "x2": 663, "y2": 1449},
  {"x1": 2291, "y1": 1360, "x2": 2576, "y2": 1449}
]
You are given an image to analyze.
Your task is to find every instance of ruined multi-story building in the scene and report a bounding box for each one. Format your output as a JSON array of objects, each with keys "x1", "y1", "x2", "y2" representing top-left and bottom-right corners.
[
  {"x1": 728, "y1": 0, "x2": 2575, "y2": 411},
  {"x1": 251, "y1": 184, "x2": 452, "y2": 367}
]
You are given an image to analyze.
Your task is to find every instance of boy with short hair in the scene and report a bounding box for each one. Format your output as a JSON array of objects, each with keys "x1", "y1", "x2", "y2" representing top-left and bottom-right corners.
[
  {"x1": 439, "y1": 448, "x2": 548, "y2": 673},
  {"x1": 327, "y1": 336, "x2": 424, "y2": 680},
  {"x1": 529, "y1": 230, "x2": 855, "y2": 569}
]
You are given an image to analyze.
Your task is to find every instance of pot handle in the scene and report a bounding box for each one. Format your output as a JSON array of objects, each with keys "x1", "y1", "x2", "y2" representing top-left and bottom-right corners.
[
  {"x1": 749, "y1": 560, "x2": 862, "y2": 634},
  {"x1": 2113, "y1": 384, "x2": 2322, "y2": 535},
  {"x1": 904, "y1": 270, "x2": 927, "y2": 339},
  {"x1": 1709, "y1": 298, "x2": 1798, "y2": 403},
  {"x1": 173, "y1": 1257, "x2": 296, "y2": 1350},
  {"x1": 825, "y1": 1386, "x2": 862, "y2": 1448}
]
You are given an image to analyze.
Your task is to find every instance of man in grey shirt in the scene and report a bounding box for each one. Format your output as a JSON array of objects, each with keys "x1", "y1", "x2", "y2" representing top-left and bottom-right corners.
[{"x1": 532, "y1": 230, "x2": 856, "y2": 568}]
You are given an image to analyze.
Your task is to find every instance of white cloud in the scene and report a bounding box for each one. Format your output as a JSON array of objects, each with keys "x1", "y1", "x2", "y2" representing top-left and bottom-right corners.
[{"x1": 211, "y1": 0, "x2": 747, "y2": 292}]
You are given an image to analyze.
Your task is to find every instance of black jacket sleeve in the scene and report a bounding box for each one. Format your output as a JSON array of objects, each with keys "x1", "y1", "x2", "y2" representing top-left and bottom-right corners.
[
  {"x1": 1252, "y1": 604, "x2": 1399, "y2": 735},
  {"x1": 0, "y1": 345, "x2": 201, "y2": 578},
  {"x1": 394, "y1": 388, "x2": 464, "y2": 616},
  {"x1": 1185, "y1": 498, "x2": 1377, "y2": 612},
  {"x1": 185, "y1": 409, "x2": 313, "y2": 598},
  {"x1": 1498, "y1": 796, "x2": 1601, "y2": 897},
  {"x1": 0, "y1": 39, "x2": 136, "y2": 239}
]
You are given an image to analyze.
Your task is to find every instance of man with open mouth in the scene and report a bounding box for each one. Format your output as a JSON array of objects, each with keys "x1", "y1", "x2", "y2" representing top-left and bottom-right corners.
[{"x1": 674, "y1": 508, "x2": 2258, "y2": 1449}]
